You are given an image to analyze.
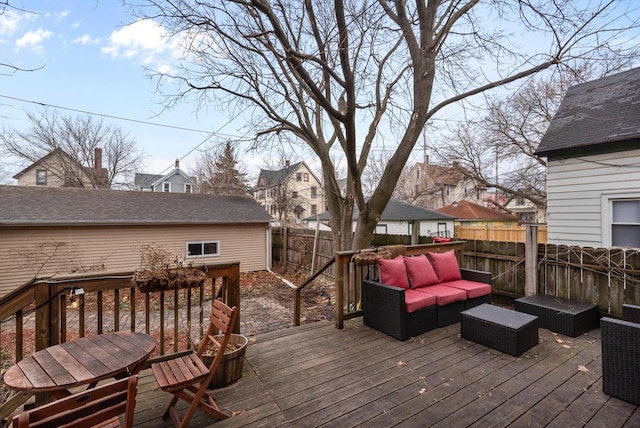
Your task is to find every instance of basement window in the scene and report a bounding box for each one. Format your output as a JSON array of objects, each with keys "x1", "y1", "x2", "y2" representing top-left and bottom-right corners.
[{"x1": 186, "y1": 241, "x2": 220, "y2": 258}]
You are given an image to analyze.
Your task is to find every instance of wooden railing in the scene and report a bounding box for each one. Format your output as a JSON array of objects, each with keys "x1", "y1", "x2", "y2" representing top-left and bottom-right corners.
[{"x1": 0, "y1": 262, "x2": 240, "y2": 365}]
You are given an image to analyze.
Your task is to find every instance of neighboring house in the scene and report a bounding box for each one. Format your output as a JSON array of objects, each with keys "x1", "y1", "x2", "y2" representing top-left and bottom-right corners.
[
  {"x1": 134, "y1": 159, "x2": 198, "y2": 193},
  {"x1": 401, "y1": 155, "x2": 487, "y2": 210},
  {"x1": 0, "y1": 185, "x2": 272, "y2": 298},
  {"x1": 304, "y1": 198, "x2": 455, "y2": 238},
  {"x1": 13, "y1": 147, "x2": 108, "y2": 188},
  {"x1": 536, "y1": 67, "x2": 640, "y2": 248},
  {"x1": 504, "y1": 196, "x2": 547, "y2": 224},
  {"x1": 254, "y1": 161, "x2": 324, "y2": 224},
  {"x1": 437, "y1": 200, "x2": 519, "y2": 227}
]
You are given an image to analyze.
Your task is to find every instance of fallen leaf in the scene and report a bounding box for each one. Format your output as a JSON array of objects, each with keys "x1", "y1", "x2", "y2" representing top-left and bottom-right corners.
[
  {"x1": 418, "y1": 376, "x2": 426, "y2": 381},
  {"x1": 232, "y1": 410, "x2": 245, "y2": 416},
  {"x1": 249, "y1": 337, "x2": 257, "y2": 343},
  {"x1": 562, "y1": 344, "x2": 572, "y2": 349},
  {"x1": 578, "y1": 365, "x2": 589, "y2": 372},
  {"x1": 553, "y1": 334, "x2": 565, "y2": 344},
  {"x1": 397, "y1": 360, "x2": 407, "y2": 367},
  {"x1": 419, "y1": 388, "x2": 426, "y2": 394}
]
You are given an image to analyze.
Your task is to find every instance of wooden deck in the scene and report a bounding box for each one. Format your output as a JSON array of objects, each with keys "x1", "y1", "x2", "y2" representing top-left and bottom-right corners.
[{"x1": 132, "y1": 319, "x2": 640, "y2": 427}]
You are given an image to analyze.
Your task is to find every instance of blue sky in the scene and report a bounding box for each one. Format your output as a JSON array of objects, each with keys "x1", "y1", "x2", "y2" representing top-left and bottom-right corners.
[{"x1": 0, "y1": 1, "x2": 257, "y2": 182}]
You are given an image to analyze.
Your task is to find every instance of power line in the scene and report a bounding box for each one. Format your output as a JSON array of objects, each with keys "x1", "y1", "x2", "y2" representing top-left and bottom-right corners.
[{"x1": 0, "y1": 93, "x2": 215, "y2": 134}]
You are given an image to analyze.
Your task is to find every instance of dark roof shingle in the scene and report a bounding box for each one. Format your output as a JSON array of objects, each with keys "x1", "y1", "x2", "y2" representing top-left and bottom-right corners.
[
  {"x1": 0, "y1": 185, "x2": 272, "y2": 226},
  {"x1": 536, "y1": 67, "x2": 640, "y2": 158},
  {"x1": 308, "y1": 199, "x2": 454, "y2": 222}
]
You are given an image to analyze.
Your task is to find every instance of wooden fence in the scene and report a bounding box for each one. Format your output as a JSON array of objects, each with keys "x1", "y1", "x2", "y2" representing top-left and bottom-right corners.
[
  {"x1": 455, "y1": 225, "x2": 548, "y2": 243},
  {"x1": 276, "y1": 228, "x2": 640, "y2": 321}
]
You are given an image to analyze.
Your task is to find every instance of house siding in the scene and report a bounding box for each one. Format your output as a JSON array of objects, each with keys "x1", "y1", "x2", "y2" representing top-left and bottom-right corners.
[
  {"x1": 546, "y1": 149, "x2": 640, "y2": 247},
  {"x1": 0, "y1": 223, "x2": 268, "y2": 298}
]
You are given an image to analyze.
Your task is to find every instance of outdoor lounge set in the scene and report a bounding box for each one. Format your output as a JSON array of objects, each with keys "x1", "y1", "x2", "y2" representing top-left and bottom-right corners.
[{"x1": 362, "y1": 250, "x2": 492, "y2": 340}]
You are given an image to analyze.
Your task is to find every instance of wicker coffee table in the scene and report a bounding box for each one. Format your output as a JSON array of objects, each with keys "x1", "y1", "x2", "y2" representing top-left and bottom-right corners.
[
  {"x1": 461, "y1": 304, "x2": 538, "y2": 357},
  {"x1": 515, "y1": 294, "x2": 599, "y2": 337}
]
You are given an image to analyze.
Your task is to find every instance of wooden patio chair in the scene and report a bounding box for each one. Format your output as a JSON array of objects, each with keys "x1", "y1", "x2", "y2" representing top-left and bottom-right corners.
[
  {"x1": 151, "y1": 298, "x2": 239, "y2": 428},
  {"x1": 12, "y1": 375, "x2": 138, "y2": 428}
]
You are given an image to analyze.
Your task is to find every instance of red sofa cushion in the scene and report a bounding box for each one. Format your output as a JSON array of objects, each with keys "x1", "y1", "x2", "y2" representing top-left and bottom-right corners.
[
  {"x1": 428, "y1": 250, "x2": 462, "y2": 282},
  {"x1": 403, "y1": 255, "x2": 440, "y2": 288},
  {"x1": 443, "y1": 280, "x2": 491, "y2": 299},
  {"x1": 415, "y1": 284, "x2": 466, "y2": 306},
  {"x1": 378, "y1": 255, "x2": 410, "y2": 289},
  {"x1": 404, "y1": 289, "x2": 437, "y2": 313}
]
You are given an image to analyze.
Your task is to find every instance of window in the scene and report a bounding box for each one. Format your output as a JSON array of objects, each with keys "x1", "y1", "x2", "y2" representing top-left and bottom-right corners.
[
  {"x1": 311, "y1": 186, "x2": 317, "y2": 198},
  {"x1": 292, "y1": 191, "x2": 299, "y2": 198},
  {"x1": 185, "y1": 183, "x2": 192, "y2": 193},
  {"x1": 303, "y1": 173, "x2": 309, "y2": 182},
  {"x1": 258, "y1": 189, "x2": 265, "y2": 199},
  {"x1": 611, "y1": 199, "x2": 640, "y2": 247},
  {"x1": 296, "y1": 173, "x2": 302, "y2": 181},
  {"x1": 163, "y1": 182, "x2": 170, "y2": 192},
  {"x1": 516, "y1": 197, "x2": 526, "y2": 206},
  {"x1": 375, "y1": 224, "x2": 388, "y2": 234},
  {"x1": 186, "y1": 241, "x2": 220, "y2": 257},
  {"x1": 36, "y1": 170, "x2": 47, "y2": 186},
  {"x1": 437, "y1": 222, "x2": 448, "y2": 237},
  {"x1": 311, "y1": 204, "x2": 317, "y2": 215}
]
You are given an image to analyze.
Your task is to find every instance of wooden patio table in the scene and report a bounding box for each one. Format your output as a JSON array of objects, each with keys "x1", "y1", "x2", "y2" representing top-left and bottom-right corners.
[{"x1": 3, "y1": 331, "x2": 156, "y2": 402}]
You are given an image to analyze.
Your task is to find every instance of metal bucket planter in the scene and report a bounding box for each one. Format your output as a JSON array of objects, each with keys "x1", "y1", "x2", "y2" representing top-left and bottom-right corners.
[{"x1": 201, "y1": 333, "x2": 248, "y2": 388}]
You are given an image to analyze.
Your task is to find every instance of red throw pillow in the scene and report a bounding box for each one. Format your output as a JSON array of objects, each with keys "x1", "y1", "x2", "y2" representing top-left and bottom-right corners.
[
  {"x1": 378, "y1": 256, "x2": 410, "y2": 289},
  {"x1": 403, "y1": 255, "x2": 440, "y2": 288},
  {"x1": 428, "y1": 250, "x2": 462, "y2": 282}
]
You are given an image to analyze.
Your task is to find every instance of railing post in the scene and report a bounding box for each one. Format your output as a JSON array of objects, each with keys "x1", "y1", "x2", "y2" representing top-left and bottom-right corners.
[
  {"x1": 335, "y1": 253, "x2": 344, "y2": 329},
  {"x1": 34, "y1": 281, "x2": 51, "y2": 352},
  {"x1": 525, "y1": 223, "x2": 539, "y2": 296},
  {"x1": 228, "y1": 262, "x2": 241, "y2": 333}
]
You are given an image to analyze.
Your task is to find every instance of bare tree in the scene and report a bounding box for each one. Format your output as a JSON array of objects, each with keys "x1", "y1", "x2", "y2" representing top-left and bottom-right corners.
[
  {"x1": 193, "y1": 141, "x2": 249, "y2": 194},
  {"x1": 130, "y1": 0, "x2": 640, "y2": 250},
  {"x1": 1, "y1": 109, "x2": 144, "y2": 188},
  {"x1": 432, "y1": 60, "x2": 634, "y2": 210}
]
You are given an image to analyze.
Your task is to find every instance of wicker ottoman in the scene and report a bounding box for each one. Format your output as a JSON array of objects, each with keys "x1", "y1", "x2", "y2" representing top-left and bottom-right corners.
[
  {"x1": 461, "y1": 304, "x2": 538, "y2": 357},
  {"x1": 515, "y1": 294, "x2": 599, "y2": 337}
]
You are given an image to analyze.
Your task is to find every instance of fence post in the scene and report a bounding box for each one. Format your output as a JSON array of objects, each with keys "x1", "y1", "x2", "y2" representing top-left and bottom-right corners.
[
  {"x1": 335, "y1": 253, "x2": 344, "y2": 329},
  {"x1": 525, "y1": 223, "x2": 539, "y2": 296}
]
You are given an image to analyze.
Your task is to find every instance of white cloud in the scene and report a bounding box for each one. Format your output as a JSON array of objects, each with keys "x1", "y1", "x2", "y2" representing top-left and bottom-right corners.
[
  {"x1": 102, "y1": 19, "x2": 178, "y2": 59},
  {"x1": 16, "y1": 28, "x2": 53, "y2": 52},
  {"x1": 56, "y1": 11, "x2": 71, "y2": 20},
  {"x1": 73, "y1": 34, "x2": 100, "y2": 45},
  {"x1": 0, "y1": 11, "x2": 21, "y2": 36}
]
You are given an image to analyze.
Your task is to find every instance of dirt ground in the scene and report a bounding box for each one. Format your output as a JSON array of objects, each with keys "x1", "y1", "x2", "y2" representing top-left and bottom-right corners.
[{"x1": 239, "y1": 264, "x2": 335, "y2": 324}]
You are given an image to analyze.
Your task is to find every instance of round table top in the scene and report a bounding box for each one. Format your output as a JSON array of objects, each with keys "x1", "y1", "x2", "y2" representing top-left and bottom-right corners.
[{"x1": 4, "y1": 331, "x2": 156, "y2": 392}]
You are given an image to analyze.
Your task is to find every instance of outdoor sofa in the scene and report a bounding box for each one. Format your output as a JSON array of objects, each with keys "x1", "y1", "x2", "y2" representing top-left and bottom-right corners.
[
  {"x1": 362, "y1": 250, "x2": 492, "y2": 340},
  {"x1": 601, "y1": 303, "x2": 640, "y2": 406}
]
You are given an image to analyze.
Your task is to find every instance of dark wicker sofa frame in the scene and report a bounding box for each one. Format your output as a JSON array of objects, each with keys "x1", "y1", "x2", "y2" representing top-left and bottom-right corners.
[
  {"x1": 601, "y1": 303, "x2": 640, "y2": 406},
  {"x1": 362, "y1": 268, "x2": 492, "y2": 341}
]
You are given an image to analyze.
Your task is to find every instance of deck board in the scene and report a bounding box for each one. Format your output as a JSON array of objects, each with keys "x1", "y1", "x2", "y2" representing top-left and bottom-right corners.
[{"x1": 131, "y1": 319, "x2": 639, "y2": 427}]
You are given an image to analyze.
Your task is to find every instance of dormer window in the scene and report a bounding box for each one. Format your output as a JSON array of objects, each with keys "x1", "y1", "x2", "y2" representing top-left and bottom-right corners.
[
  {"x1": 185, "y1": 183, "x2": 192, "y2": 193},
  {"x1": 163, "y1": 182, "x2": 170, "y2": 192}
]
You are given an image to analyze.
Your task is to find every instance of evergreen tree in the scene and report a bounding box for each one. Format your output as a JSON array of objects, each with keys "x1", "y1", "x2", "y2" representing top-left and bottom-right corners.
[{"x1": 195, "y1": 142, "x2": 248, "y2": 195}]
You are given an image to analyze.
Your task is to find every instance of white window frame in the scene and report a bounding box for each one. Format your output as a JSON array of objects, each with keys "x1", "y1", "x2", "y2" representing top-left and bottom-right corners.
[
  {"x1": 186, "y1": 241, "x2": 220, "y2": 258},
  {"x1": 602, "y1": 192, "x2": 640, "y2": 248},
  {"x1": 185, "y1": 183, "x2": 192, "y2": 193},
  {"x1": 36, "y1": 169, "x2": 47, "y2": 186},
  {"x1": 163, "y1": 182, "x2": 171, "y2": 192}
]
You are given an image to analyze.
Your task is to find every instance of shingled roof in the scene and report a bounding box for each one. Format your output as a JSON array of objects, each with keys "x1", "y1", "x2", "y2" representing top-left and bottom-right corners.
[
  {"x1": 308, "y1": 199, "x2": 454, "y2": 222},
  {"x1": 0, "y1": 185, "x2": 272, "y2": 226},
  {"x1": 437, "y1": 200, "x2": 518, "y2": 221},
  {"x1": 536, "y1": 67, "x2": 640, "y2": 158},
  {"x1": 256, "y1": 162, "x2": 304, "y2": 187}
]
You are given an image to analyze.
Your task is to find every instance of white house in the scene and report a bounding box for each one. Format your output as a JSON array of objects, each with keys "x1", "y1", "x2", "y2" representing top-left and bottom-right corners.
[
  {"x1": 536, "y1": 67, "x2": 640, "y2": 248},
  {"x1": 304, "y1": 198, "x2": 455, "y2": 237}
]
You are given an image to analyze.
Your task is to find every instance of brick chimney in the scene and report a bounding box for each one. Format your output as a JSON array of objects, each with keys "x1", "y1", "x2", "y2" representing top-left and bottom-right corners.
[{"x1": 94, "y1": 147, "x2": 102, "y2": 171}]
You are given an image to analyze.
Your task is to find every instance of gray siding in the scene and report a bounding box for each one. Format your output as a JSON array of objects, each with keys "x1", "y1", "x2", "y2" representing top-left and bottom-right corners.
[{"x1": 546, "y1": 149, "x2": 640, "y2": 247}]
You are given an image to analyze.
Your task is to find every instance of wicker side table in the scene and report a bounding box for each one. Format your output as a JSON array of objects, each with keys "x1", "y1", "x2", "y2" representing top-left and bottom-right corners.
[
  {"x1": 461, "y1": 304, "x2": 538, "y2": 357},
  {"x1": 515, "y1": 294, "x2": 599, "y2": 337}
]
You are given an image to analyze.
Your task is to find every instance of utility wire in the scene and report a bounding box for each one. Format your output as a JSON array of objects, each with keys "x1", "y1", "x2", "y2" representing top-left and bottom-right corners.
[{"x1": 0, "y1": 93, "x2": 214, "y2": 134}]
